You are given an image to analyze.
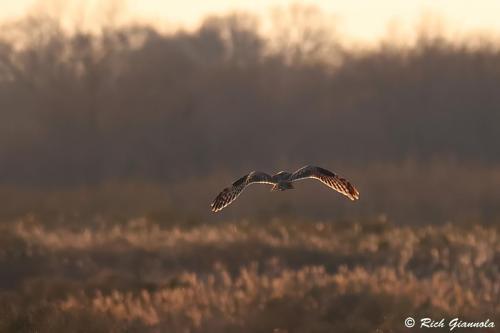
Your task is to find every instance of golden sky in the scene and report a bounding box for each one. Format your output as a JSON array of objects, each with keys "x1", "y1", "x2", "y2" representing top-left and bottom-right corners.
[{"x1": 2, "y1": 0, "x2": 500, "y2": 43}]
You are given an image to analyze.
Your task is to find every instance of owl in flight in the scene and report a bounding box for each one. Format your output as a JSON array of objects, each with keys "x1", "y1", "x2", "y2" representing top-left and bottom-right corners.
[{"x1": 211, "y1": 165, "x2": 359, "y2": 212}]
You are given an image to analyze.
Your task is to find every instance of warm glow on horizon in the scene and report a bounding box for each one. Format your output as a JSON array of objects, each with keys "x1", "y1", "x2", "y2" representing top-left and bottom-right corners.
[{"x1": 1, "y1": 0, "x2": 500, "y2": 43}]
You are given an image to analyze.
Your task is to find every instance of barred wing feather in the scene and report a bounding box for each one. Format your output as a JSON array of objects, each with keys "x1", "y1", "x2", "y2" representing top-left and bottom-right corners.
[
  {"x1": 211, "y1": 172, "x2": 274, "y2": 212},
  {"x1": 290, "y1": 166, "x2": 360, "y2": 201}
]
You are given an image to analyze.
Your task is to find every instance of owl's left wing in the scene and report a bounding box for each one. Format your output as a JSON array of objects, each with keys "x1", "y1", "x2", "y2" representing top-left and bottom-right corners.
[{"x1": 290, "y1": 165, "x2": 360, "y2": 201}]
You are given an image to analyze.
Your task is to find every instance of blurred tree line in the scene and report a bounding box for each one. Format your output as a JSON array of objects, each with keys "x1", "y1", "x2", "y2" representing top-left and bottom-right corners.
[{"x1": 0, "y1": 7, "x2": 499, "y2": 223}]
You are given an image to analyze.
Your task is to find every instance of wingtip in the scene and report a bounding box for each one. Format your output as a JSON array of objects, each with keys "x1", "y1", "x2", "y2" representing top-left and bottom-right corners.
[
  {"x1": 347, "y1": 187, "x2": 360, "y2": 201},
  {"x1": 211, "y1": 201, "x2": 223, "y2": 213}
]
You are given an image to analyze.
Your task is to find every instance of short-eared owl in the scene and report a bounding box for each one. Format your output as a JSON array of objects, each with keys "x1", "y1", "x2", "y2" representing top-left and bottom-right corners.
[{"x1": 211, "y1": 165, "x2": 359, "y2": 212}]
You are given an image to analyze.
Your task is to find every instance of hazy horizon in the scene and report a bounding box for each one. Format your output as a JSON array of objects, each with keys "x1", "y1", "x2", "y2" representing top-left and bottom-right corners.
[{"x1": 2, "y1": 0, "x2": 500, "y2": 45}]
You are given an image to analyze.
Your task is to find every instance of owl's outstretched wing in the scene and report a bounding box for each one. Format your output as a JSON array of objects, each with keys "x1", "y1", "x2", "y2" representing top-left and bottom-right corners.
[
  {"x1": 290, "y1": 165, "x2": 360, "y2": 201},
  {"x1": 211, "y1": 172, "x2": 275, "y2": 212}
]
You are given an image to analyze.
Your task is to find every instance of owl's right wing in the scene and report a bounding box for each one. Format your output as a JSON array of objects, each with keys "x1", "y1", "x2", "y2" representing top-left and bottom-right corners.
[{"x1": 211, "y1": 171, "x2": 274, "y2": 212}]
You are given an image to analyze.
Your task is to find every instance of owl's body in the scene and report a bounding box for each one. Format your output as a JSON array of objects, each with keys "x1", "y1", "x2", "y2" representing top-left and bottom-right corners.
[{"x1": 271, "y1": 171, "x2": 294, "y2": 191}]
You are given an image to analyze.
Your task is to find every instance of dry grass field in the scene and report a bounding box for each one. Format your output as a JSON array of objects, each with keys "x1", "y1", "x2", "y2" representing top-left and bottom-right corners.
[{"x1": 1, "y1": 216, "x2": 499, "y2": 332}]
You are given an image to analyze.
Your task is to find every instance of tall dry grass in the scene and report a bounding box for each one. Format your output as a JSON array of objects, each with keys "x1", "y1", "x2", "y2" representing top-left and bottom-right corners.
[{"x1": 1, "y1": 217, "x2": 498, "y2": 332}]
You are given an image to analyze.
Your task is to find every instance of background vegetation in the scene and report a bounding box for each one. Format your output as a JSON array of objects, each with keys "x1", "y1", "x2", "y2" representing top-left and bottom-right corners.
[{"x1": 1, "y1": 5, "x2": 500, "y2": 223}]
